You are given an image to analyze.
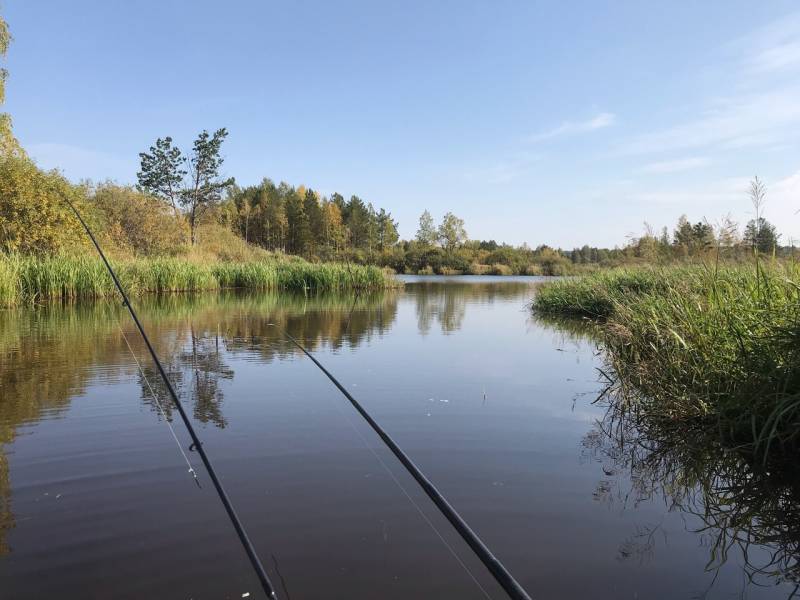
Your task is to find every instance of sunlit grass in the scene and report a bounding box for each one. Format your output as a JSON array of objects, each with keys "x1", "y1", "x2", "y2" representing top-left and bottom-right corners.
[
  {"x1": 532, "y1": 263, "x2": 800, "y2": 456},
  {"x1": 0, "y1": 254, "x2": 396, "y2": 305}
]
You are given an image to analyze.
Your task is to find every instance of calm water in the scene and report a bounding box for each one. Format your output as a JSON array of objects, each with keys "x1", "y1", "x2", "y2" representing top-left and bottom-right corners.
[{"x1": 0, "y1": 276, "x2": 796, "y2": 599}]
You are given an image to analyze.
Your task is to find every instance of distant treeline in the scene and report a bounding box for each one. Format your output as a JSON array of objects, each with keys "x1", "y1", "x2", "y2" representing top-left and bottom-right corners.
[{"x1": 222, "y1": 175, "x2": 793, "y2": 275}]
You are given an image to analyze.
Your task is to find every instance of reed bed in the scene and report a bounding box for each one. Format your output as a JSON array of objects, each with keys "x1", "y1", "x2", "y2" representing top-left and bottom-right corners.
[
  {"x1": 0, "y1": 254, "x2": 395, "y2": 306},
  {"x1": 532, "y1": 263, "x2": 800, "y2": 456}
]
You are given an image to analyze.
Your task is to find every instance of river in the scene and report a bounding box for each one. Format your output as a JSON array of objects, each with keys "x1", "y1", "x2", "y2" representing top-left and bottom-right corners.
[{"x1": 0, "y1": 275, "x2": 795, "y2": 599}]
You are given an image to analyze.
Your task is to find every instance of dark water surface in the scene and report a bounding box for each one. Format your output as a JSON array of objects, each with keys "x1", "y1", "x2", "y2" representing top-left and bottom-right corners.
[{"x1": 0, "y1": 276, "x2": 796, "y2": 599}]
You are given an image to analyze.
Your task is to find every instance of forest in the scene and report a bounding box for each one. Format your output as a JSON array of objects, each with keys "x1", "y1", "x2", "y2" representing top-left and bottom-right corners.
[{"x1": 0, "y1": 10, "x2": 793, "y2": 285}]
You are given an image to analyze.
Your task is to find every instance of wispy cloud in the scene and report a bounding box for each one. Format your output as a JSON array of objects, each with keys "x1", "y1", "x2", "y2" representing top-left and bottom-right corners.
[
  {"x1": 620, "y1": 87, "x2": 800, "y2": 156},
  {"x1": 620, "y1": 13, "x2": 800, "y2": 158},
  {"x1": 639, "y1": 156, "x2": 712, "y2": 174},
  {"x1": 737, "y1": 11, "x2": 800, "y2": 74},
  {"x1": 527, "y1": 112, "x2": 615, "y2": 143}
]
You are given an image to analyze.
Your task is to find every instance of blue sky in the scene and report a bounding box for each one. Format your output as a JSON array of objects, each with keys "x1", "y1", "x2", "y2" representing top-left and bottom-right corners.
[{"x1": 5, "y1": 1, "x2": 800, "y2": 247}]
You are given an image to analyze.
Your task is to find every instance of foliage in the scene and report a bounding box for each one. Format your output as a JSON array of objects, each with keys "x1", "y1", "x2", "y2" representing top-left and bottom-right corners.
[
  {"x1": 0, "y1": 156, "x2": 88, "y2": 254},
  {"x1": 415, "y1": 210, "x2": 437, "y2": 246},
  {"x1": 137, "y1": 129, "x2": 234, "y2": 245},
  {"x1": 437, "y1": 211, "x2": 467, "y2": 251},
  {"x1": 0, "y1": 16, "x2": 23, "y2": 161},
  {"x1": 136, "y1": 136, "x2": 185, "y2": 215},
  {"x1": 91, "y1": 182, "x2": 186, "y2": 256},
  {"x1": 226, "y1": 179, "x2": 399, "y2": 262},
  {"x1": 744, "y1": 217, "x2": 780, "y2": 253}
]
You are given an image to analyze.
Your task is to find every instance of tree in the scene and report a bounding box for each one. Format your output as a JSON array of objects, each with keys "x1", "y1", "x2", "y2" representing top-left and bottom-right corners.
[
  {"x1": 744, "y1": 217, "x2": 780, "y2": 254},
  {"x1": 691, "y1": 221, "x2": 715, "y2": 251},
  {"x1": 181, "y1": 129, "x2": 234, "y2": 245},
  {"x1": 320, "y1": 200, "x2": 346, "y2": 257},
  {"x1": 345, "y1": 195, "x2": 371, "y2": 249},
  {"x1": 415, "y1": 210, "x2": 437, "y2": 246},
  {"x1": 673, "y1": 215, "x2": 693, "y2": 250},
  {"x1": 285, "y1": 188, "x2": 310, "y2": 255},
  {"x1": 137, "y1": 137, "x2": 185, "y2": 216},
  {"x1": 137, "y1": 128, "x2": 233, "y2": 245},
  {"x1": 716, "y1": 216, "x2": 740, "y2": 249},
  {"x1": 438, "y1": 212, "x2": 467, "y2": 251},
  {"x1": 0, "y1": 14, "x2": 23, "y2": 159},
  {"x1": 303, "y1": 188, "x2": 322, "y2": 256},
  {"x1": 0, "y1": 156, "x2": 86, "y2": 253},
  {"x1": 376, "y1": 208, "x2": 399, "y2": 251}
]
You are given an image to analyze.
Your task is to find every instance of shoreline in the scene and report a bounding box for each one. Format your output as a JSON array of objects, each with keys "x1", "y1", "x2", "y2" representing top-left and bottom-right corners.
[{"x1": 0, "y1": 254, "x2": 398, "y2": 307}]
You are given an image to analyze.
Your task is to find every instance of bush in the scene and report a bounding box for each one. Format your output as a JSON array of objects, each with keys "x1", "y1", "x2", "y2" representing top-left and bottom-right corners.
[
  {"x1": 0, "y1": 156, "x2": 88, "y2": 254},
  {"x1": 92, "y1": 182, "x2": 186, "y2": 256},
  {"x1": 489, "y1": 263, "x2": 513, "y2": 275},
  {"x1": 468, "y1": 262, "x2": 490, "y2": 275}
]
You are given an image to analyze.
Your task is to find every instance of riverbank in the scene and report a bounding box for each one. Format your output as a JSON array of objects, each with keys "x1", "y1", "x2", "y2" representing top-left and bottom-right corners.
[
  {"x1": 532, "y1": 264, "x2": 800, "y2": 456},
  {"x1": 0, "y1": 254, "x2": 396, "y2": 306}
]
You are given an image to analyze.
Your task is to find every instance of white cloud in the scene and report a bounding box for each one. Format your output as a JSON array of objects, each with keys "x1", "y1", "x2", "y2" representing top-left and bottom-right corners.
[
  {"x1": 527, "y1": 112, "x2": 615, "y2": 143},
  {"x1": 639, "y1": 156, "x2": 712, "y2": 174},
  {"x1": 27, "y1": 143, "x2": 135, "y2": 183}
]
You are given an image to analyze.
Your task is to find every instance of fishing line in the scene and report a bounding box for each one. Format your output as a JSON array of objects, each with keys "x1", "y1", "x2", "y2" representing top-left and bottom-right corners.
[
  {"x1": 62, "y1": 197, "x2": 279, "y2": 600},
  {"x1": 310, "y1": 359, "x2": 494, "y2": 600},
  {"x1": 117, "y1": 322, "x2": 199, "y2": 487},
  {"x1": 267, "y1": 323, "x2": 533, "y2": 600}
]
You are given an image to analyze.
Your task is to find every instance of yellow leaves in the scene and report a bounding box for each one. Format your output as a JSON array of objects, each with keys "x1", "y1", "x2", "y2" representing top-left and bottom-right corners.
[{"x1": 0, "y1": 156, "x2": 87, "y2": 254}]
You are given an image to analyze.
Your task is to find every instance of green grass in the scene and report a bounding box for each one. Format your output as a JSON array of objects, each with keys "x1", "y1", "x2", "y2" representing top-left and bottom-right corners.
[
  {"x1": 0, "y1": 254, "x2": 396, "y2": 306},
  {"x1": 532, "y1": 263, "x2": 800, "y2": 456}
]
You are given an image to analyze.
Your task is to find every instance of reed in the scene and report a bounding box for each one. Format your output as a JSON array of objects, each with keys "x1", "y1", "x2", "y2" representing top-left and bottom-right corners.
[
  {"x1": 532, "y1": 263, "x2": 800, "y2": 456},
  {"x1": 0, "y1": 254, "x2": 396, "y2": 306}
]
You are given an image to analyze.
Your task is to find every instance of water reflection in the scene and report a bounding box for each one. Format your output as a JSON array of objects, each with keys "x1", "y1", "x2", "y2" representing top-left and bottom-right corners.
[
  {"x1": 5, "y1": 277, "x2": 794, "y2": 599},
  {"x1": 408, "y1": 278, "x2": 535, "y2": 334},
  {"x1": 584, "y1": 397, "x2": 800, "y2": 597},
  {"x1": 0, "y1": 290, "x2": 400, "y2": 555}
]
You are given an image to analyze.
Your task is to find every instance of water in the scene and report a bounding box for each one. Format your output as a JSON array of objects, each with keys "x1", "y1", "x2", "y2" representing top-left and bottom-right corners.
[{"x1": 0, "y1": 276, "x2": 796, "y2": 599}]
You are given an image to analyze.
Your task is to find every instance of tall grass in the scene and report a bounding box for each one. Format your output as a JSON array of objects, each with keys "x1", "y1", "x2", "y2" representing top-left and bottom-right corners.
[
  {"x1": 532, "y1": 263, "x2": 800, "y2": 456},
  {"x1": 0, "y1": 254, "x2": 396, "y2": 306}
]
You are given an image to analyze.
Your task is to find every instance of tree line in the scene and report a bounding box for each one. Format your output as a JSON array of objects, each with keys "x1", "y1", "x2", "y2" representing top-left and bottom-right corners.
[{"x1": 225, "y1": 180, "x2": 398, "y2": 261}]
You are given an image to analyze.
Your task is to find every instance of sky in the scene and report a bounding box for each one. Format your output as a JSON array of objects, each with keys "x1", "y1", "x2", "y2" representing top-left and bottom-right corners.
[{"x1": 5, "y1": 1, "x2": 800, "y2": 248}]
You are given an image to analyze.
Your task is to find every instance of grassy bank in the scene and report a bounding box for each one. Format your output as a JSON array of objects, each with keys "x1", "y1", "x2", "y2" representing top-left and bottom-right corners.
[
  {"x1": 532, "y1": 264, "x2": 800, "y2": 455},
  {"x1": 0, "y1": 254, "x2": 395, "y2": 306}
]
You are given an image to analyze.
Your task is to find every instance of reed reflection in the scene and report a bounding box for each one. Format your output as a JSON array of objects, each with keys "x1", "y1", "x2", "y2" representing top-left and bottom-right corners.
[
  {"x1": 584, "y1": 395, "x2": 800, "y2": 597},
  {"x1": 0, "y1": 289, "x2": 399, "y2": 554}
]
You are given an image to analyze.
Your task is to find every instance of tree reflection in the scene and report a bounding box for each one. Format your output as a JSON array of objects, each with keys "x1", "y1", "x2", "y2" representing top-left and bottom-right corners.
[
  {"x1": 0, "y1": 289, "x2": 398, "y2": 555},
  {"x1": 410, "y1": 279, "x2": 534, "y2": 335},
  {"x1": 0, "y1": 304, "x2": 135, "y2": 556}
]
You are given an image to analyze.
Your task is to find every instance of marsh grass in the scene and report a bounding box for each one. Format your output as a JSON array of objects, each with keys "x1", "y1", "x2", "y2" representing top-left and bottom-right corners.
[
  {"x1": 0, "y1": 254, "x2": 395, "y2": 306},
  {"x1": 533, "y1": 263, "x2": 800, "y2": 457}
]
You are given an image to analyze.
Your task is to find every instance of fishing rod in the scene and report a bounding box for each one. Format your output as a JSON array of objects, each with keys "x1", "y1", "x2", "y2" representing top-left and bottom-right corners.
[
  {"x1": 270, "y1": 324, "x2": 533, "y2": 600},
  {"x1": 62, "y1": 197, "x2": 279, "y2": 600}
]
